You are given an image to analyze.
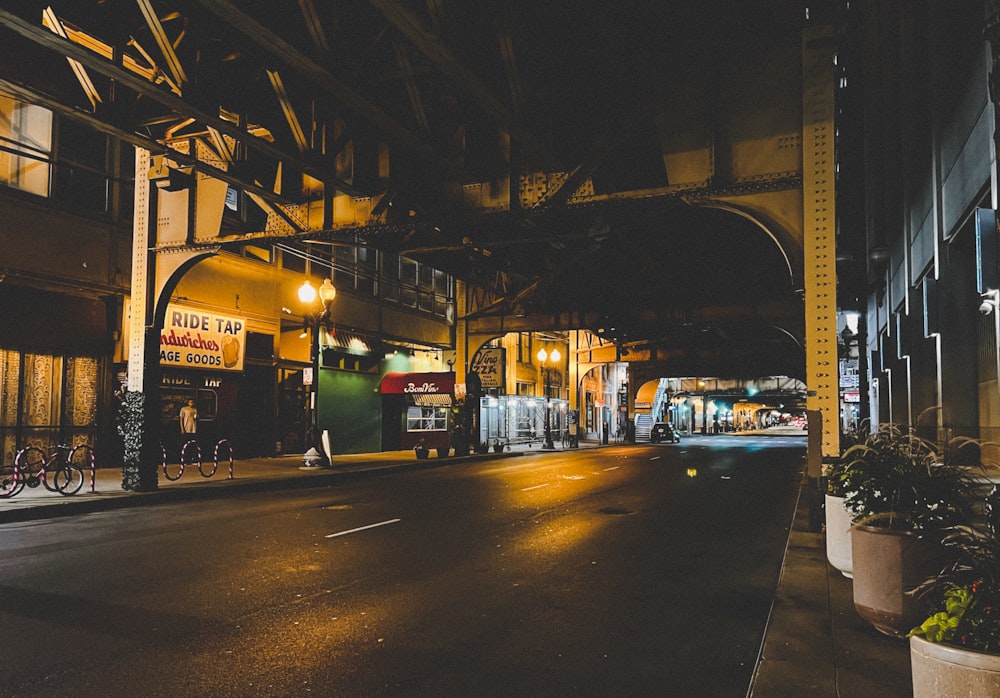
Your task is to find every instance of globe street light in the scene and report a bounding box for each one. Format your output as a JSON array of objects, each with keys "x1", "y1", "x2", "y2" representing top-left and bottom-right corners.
[
  {"x1": 537, "y1": 346, "x2": 561, "y2": 450},
  {"x1": 298, "y1": 278, "x2": 336, "y2": 468}
]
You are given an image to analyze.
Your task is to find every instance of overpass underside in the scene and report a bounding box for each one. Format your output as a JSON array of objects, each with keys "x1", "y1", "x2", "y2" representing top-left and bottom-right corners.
[{"x1": 0, "y1": 4, "x2": 840, "y2": 458}]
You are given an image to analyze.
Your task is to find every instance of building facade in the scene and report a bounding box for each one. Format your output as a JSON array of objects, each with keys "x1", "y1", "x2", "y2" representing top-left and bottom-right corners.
[
  {"x1": 837, "y1": 0, "x2": 1000, "y2": 451},
  {"x1": 0, "y1": 92, "x2": 458, "y2": 465}
]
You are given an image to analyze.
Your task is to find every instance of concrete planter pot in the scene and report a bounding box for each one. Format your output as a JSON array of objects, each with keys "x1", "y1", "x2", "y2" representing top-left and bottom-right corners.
[
  {"x1": 825, "y1": 493, "x2": 853, "y2": 578},
  {"x1": 851, "y1": 524, "x2": 942, "y2": 638},
  {"x1": 910, "y1": 635, "x2": 1000, "y2": 697}
]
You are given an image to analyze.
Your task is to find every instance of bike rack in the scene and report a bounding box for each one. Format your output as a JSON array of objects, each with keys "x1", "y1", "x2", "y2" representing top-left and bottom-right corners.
[
  {"x1": 182, "y1": 439, "x2": 203, "y2": 476},
  {"x1": 163, "y1": 439, "x2": 235, "y2": 482},
  {"x1": 214, "y1": 439, "x2": 235, "y2": 480},
  {"x1": 74, "y1": 445, "x2": 97, "y2": 493}
]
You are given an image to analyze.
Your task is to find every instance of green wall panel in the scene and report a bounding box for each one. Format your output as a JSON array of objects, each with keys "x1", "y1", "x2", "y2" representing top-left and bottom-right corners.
[{"x1": 317, "y1": 369, "x2": 381, "y2": 454}]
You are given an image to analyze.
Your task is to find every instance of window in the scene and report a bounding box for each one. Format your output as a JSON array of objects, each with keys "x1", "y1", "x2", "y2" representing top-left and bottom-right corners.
[
  {"x1": 242, "y1": 244, "x2": 273, "y2": 264},
  {"x1": 281, "y1": 246, "x2": 306, "y2": 274},
  {"x1": 399, "y1": 257, "x2": 418, "y2": 307},
  {"x1": 382, "y1": 253, "x2": 401, "y2": 302},
  {"x1": 356, "y1": 246, "x2": 375, "y2": 295},
  {"x1": 518, "y1": 332, "x2": 532, "y2": 363},
  {"x1": 0, "y1": 94, "x2": 52, "y2": 197},
  {"x1": 0, "y1": 350, "x2": 98, "y2": 460},
  {"x1": 52, "y1": 117, "x2": 108, "y2": 212},
  {"x1": 334, "y1": 241, "x2": 379, "y2": 294},
  {"x1": 406, "y1": 405, "x2": 448, "y2": 432},
  {"x1": 433, "y1": 269, "x2": 451, "y2": 316}
]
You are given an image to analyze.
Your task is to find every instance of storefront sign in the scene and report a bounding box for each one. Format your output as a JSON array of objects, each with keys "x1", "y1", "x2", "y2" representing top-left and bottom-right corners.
[
  {"x1": 469, "y1": 347, "x2": 504, "y2": 389},
  {"x1": 160, "y1": 304, "x2": 247, "y2": 372},
  {"x1": 380, "y1": 372, "x2": 455, "y2": 395},
  {"x1": 405, "y1": 381, "x2": 439, "y2": 393}
]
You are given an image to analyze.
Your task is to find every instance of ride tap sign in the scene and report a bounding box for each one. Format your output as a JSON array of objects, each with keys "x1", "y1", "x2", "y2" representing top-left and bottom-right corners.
[{"x1": 160, "y1": 304, "x2": 247, "y2": 372}]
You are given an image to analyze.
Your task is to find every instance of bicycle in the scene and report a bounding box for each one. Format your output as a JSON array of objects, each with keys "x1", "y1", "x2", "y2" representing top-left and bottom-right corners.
[{"x1": 0, "y1": 443, "x2": 89, "y2": 498}]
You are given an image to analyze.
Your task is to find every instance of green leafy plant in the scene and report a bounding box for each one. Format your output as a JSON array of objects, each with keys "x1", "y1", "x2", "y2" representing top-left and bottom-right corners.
[
  {"x1": 909, "y1": 506, "x2": 1000, "y2": 653},
  {"x1": 835, "y1": 424, "x2": 981, "y2": 531},
  {"x1": 116, "y1": 390, "x2": 160, "y2": 491},
  {"x1": 910, "y1": 585, "x2": 972, "y2": 643},
  {"x1": 825, "y1": 421, "x2": 870, "y2": 497},
  {"x1": 117, "y1": 390, "x2": 145, "y2": 490}
]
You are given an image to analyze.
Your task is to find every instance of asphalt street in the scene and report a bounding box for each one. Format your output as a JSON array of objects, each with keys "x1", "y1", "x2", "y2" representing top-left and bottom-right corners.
[{"x1": 0, "y1": 437, "x2": 805, "y2": 697}]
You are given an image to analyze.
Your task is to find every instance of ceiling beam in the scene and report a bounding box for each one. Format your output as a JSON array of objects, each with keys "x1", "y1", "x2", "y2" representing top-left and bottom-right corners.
[
  {"x1": 193, "y1": 0, "x2": 462, "y2": 176},
  {"x1": 0, "y1": 7, "x2": 363, "y2": 197},
  {"x1": 0, "y1": 76, "x2": 302, "y2": 214},
  {"x1": 365, "y1": 0, "x2": 552, "y2": 162}
]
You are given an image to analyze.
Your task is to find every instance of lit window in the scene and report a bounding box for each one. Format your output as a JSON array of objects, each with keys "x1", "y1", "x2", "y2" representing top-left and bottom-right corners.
[
  {"x1": 0, "y1": 94, "x2": 52, "y2": 197},
  {"x1": 406, "y1": 405, "x2": 448, "y2": 432}
]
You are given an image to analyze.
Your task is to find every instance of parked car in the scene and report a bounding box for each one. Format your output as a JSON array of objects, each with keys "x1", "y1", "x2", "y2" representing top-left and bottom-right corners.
[{"x1": 650, "y1": 422, "x2": 680, "y2": 443}]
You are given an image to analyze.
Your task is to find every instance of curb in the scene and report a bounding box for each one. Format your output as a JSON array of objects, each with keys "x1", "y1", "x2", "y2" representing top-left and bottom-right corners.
[{"x1": 0, "y1": 450, "x2": 525, "y2": 524}]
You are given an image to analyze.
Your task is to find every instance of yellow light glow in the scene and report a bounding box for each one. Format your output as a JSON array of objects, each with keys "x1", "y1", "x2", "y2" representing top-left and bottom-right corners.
[
  {"x1": 537, "y1": 347, "x2": 560, "y2": 364},
  {"x1": 319, "y1": 278, "x2": 337, "y2": 303},
  {"x1": 298, "y1": 279, "x2": 317, "y2": 304}
]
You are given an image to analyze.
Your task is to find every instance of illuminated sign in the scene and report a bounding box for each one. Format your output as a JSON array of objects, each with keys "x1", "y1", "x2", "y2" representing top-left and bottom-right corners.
[
  {"x1": 469, "y1": 347, "x2": 505, "y2": 389},
  {"x1": 380, "y1": 372, "x2": 456, "y2": 394},
  {"x1": 405, "y1": 381, "x2": 440, "y2": 393},
  {"x1": 160, "y1": 304, "x2": 246, "y2": 372}
]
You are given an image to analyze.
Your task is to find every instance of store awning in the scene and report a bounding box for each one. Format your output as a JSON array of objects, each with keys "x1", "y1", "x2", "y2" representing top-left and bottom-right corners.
[
  {"x1": 380, "y1": 371, "x2": 455, "y2": 395},
  {"x1": 412, "y1": 393, "x2": 453, "y2": 406},
  {"x1": 322, "y1": 331, "x2": 374, "y2": 355}
]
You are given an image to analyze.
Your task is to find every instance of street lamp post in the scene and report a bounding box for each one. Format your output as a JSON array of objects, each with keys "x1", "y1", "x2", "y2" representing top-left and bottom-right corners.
[
  {"x1": 298, "y1": 278, "x2": 336, "y2": 468},
  {"x1": 537, "y1": 346, "x2": 561, "y2": 450}
]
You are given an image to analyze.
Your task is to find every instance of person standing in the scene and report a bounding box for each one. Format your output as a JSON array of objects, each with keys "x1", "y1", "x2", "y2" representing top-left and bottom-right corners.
[{"x1": 179, "y1": 398, "x2": 198, "y2": 435}]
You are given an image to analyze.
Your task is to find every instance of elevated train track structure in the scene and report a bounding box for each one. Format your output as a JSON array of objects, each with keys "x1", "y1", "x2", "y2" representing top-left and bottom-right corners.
[{"x1": 0, "y1": 1, "x2": 841, "y2": 458}]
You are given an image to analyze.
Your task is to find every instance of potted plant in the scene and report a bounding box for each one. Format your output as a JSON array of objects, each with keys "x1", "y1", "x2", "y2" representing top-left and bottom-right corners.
[
  {"x1": 908, "y1": 496, "x2": 1000, "y2": 696},
  {"x1": 414, "y1": 439, "x2": 429, "y2": 459},
  {"x1": 450, "y1": 422, "x2": 469, "y2": 457},
  {"x1": 825, "y1": 455, "x2": 856, "y2": 579},
  {"x1": 824, "y1": 426, "x2": 869, "y2": 578},
  {"x1": 837, "y1": 424, "x2": 983, "y2": 637}
]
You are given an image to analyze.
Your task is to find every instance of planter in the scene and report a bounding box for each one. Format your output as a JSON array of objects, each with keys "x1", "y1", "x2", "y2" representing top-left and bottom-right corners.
[
  {"x1": 493, "y1": 444, "x2": 504, "y2": 453},
  {"x1": 825, "y1": 493, "x2": 853, "y2": 578},
  {"x1": 851, "y1": 524, "x2": 943, "y2": 638},
  {"x1": 414, "y1": 449, "x2": 429, "y2": 459},
  {"x1": 435, "y1": 447, "x2": 451, "y2": 458},
  {"x1": 910, "y1": 635, "x2": 1000, "y2": 697}
]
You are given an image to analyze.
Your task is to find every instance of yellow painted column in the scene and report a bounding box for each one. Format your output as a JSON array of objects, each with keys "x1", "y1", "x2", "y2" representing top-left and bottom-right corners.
[
  {"x1": 455, "y1": 279, "x2": 468, "y2": 382},
  {"x1": 802, "y1": 25, "x2": 840, "y2": 465}
]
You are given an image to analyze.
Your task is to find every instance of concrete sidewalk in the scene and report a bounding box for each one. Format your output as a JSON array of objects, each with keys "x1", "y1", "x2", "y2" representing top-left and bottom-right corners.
[
  {"x1": 1, "y1": 433, "x2": 914, "y2": 696},
  {"x1": 749, "y1": 477, "x2": 913, "y2": 697}
]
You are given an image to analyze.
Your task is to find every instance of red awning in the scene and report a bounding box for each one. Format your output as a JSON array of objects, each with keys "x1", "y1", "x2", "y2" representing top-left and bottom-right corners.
[{"x1": 380, "y1": 371, "x2": 455, "y2": 395}]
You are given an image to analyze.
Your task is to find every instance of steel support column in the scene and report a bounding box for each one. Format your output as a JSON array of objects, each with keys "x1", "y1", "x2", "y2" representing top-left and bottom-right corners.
[{"x1": 802, "y1": 26, "x2": 840, "y2": 467}]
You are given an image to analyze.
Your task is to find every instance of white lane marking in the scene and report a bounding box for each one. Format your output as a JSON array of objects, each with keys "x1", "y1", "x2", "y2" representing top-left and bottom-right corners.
[
  {"x1": 325, "y1": 518, "x2": 401, "y2": 538},
  {"x1": 562, "y1": 475, "x2": 585, "y2": 480},
  {"x1": 650, "y1": 456, "x2": 661, "y2": 461},
  {"x1": 521, "y1": 483, "x2": 550, "y2": 491},
  {"x1": 603, "y1": 466, "x2": 620, "y2": 472}
]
